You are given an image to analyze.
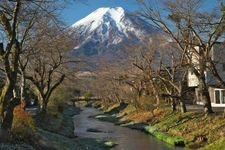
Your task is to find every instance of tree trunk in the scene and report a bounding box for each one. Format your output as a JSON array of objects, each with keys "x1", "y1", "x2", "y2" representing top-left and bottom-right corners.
[
  {"x1": 20, "y1": 71, "x2": 26, "y2": 108},
  {"x1": 38, "y1": 94, "x2": 47, "y2": 114},
  {"x1": 1, "y1": 97, "x2": 20, "y2": 129},
  {"x1": 149, "y1": 79, "x2": 160, "y2": 105},
  {"x1": 169, "y1": 89, "x2": 176, "y2": 112},
  {"x1": 179, "y1": 83, "x2": 187, "y2": 113},
  {"x1": 171, "y1": 98, "x2": 176, "y2": 111},
  {"x1": 20, "y1": 72, "x2": 25, "y2": 100},
  {"x1": 40, "y1": 101, "x2": 47, "y2": 114},
  {"x1": 1, "y1": 79, "x2": 13, "y2": 118},
  {"x1": 179, "y1": 99, "x2": 187, "y2": 113},
  {"x1": 199, "y1": 77, "x2": 213, "y2": 114},
  {"x1": 0, "y1": 78, "x2": 20, "y2": 141}
]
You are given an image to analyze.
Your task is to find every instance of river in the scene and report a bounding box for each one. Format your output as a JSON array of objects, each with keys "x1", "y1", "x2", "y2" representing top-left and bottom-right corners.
[{"x1": 73, "y1": 107, "x2": 182, "y2": 150}]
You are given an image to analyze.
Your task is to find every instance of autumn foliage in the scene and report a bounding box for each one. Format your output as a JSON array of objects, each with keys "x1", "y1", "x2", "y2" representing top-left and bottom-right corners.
[{"x1": 11, "y1": 105, "x2": 36, "y2": 141}]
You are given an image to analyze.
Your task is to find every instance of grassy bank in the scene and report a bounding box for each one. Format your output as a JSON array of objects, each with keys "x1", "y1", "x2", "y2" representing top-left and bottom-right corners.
[
  {"x1": 1, "y1": 85, "x2": 117, "y2": 150},
  {"x1": 94, "y1": 102, "x2": 225, "y2": 149},
  {"x1": 1, "y1": 102, "x2": 113, "y2": 150},
  {"x1": 32, "y1": 103, "x2": 113, "y2": 150}
]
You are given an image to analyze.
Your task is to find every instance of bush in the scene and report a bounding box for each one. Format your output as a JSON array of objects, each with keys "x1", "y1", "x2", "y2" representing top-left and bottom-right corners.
[{"x1": 11, "y1": 105, "x2": 36, "y2": 142}]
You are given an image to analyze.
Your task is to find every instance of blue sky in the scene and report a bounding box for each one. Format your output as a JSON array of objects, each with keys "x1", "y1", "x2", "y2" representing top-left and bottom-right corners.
[
  {"x1": 61, "y1": 0, "x2": 140, "y2": 26},
  {"x1": 61, "y1": 0, "x2": 219, "y2": 26}
]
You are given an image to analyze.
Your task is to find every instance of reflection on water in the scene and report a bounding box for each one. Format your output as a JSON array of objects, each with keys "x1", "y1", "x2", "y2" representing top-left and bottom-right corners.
[{"x1": 73, "y1": 107, "x2": 181, "y2": 150}]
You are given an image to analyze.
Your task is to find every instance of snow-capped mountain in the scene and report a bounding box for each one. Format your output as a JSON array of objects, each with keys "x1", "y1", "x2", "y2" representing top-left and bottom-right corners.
[{"x1": 70, "y1": 7, "x2": 158, "y2": 57}]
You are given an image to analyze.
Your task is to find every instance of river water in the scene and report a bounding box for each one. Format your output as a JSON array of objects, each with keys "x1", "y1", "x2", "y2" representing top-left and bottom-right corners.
[{"x1": 73, "y1": 107, "x2": 182, "y2": 150}]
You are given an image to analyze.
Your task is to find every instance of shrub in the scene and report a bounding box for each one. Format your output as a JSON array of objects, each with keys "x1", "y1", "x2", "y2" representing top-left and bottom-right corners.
[{"x1": 11, "y1": 105, "x2": 36, "y2": 142}]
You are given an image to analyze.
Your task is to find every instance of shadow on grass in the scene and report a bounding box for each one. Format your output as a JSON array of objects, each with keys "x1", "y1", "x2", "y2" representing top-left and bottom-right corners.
[
  {"x1": 165, "y1": 112, "x2": 204, "y2": 132},
  {"x1": 105, "y1": 102, "x2": 128, "y2": 115},
  {"x1": 121, "y1": 122, "x2": 149, "y2": 131},
  {"x1": 95, "y1": 114, "x2": 122, "y2": 124},
  {"x1": 87, "y1": 128, "x2": 103, "y2": 133}
]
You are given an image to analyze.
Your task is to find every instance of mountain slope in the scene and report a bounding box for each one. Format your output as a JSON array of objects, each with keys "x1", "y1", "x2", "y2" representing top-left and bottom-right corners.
[{"x1": 70, "y1": 7, "x2": 158, "y2": 57}]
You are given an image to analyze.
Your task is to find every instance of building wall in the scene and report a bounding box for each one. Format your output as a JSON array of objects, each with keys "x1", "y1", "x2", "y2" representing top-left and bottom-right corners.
[
  {"x1": 188, "y1": 43, "x2": 225, "y2": 87},
  {"x1": 188, "y1": 46, "x2": 199, "y2": 87},
  {"x1": 188, "y1": 43, "x2": 225, "y2": 106},
  {"x1": 188, "y1": 71, "x2": 199, "y2": 87}
]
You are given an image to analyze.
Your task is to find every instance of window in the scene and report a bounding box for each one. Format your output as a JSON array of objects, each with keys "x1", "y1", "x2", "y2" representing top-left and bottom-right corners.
[
  {"x1": 215, "y1": 90, "x2": 220, "y2": 104},
  {"x1": 222, "y1": 90, "x2": 225, "y2": 104},
  {"x1": 214, "y1": 89, "x2": 225, "y2": 104}
]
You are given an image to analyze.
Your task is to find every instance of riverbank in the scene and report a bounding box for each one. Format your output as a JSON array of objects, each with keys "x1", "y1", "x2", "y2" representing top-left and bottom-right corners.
[
  {"x1": 74, "y1": 105, "x2": 173, "y2": 150},
  {"x1": 32, "y1": 103, "x2": 115, "y2": 150},
  {"x1": 1, "y1": 102, "x2": 114, "y2": 150},
  {"x1": 92, "y1": 102, "x2": 225, "y2": 149}
]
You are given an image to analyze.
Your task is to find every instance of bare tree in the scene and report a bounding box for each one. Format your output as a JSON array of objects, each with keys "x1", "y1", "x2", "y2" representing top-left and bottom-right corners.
[
  {"x1": 130, "y1": 36, "x2": 187, "y2": 113},
  {"x1": 158, "y1": 53, "x2": 188, "y2": 113},
  {"x1": 0, "y1": 0, "x2": 70, "y2": 139},
  {"x1": 131, "y1": 40, "x2": 161, "y2": 105},
  {"x1": 23, "y1": 21, "x2": 74, "y2": 113},
  {"x1": 0, "y1": 1, "x2": 21, "y2": 139},
  {"x1": 138, "y1": 0, "x2": 225, "y2": 113}
]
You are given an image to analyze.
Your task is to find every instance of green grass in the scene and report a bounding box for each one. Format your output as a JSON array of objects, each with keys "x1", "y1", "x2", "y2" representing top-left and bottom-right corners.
[
  {"x1": 96, "y1": 103, "x2": 186, "y2": 147},
  {"x1": 201, "y1": 138, "x2": 225, "y2": 150},
  {"x1": 35, "y1": 99, "x2": 225, "y2": 149},
  {"x1": 144, "y1": 125, "x2": 185, "y2": 146}
]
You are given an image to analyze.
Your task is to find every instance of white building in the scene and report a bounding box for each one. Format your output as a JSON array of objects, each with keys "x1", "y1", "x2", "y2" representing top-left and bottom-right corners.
[{"x1": 188, "y1": 43, "x2": 225, "y2": 106}]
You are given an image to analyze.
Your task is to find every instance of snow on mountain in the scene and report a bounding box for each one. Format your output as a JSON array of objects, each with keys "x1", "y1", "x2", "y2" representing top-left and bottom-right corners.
[
  {"x1": 72, "y1": 7, "x2": 124, "y2": 33},
  {"x1": 70, "y1": 7, "x2": 158, "y2": 57}
]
